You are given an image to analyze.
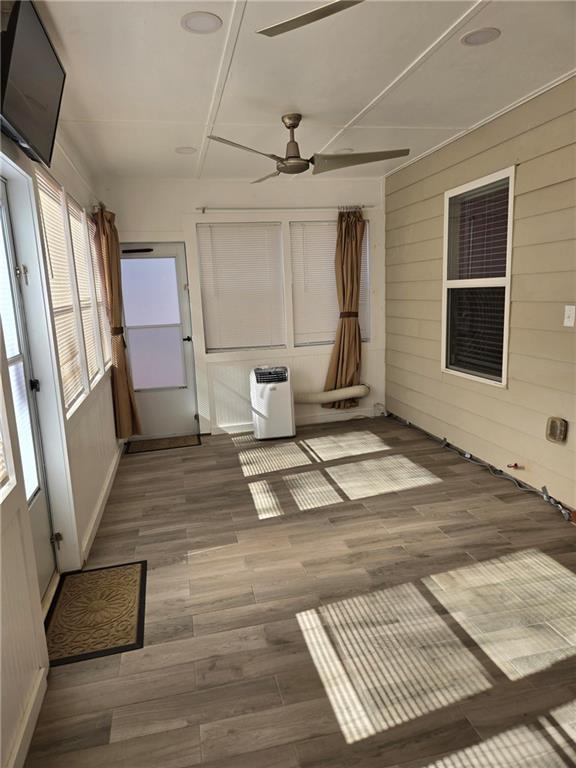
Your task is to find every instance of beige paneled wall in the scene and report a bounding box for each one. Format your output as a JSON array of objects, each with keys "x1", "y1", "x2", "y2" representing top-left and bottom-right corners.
[{"x1": 385, "y1": 78, "x2": 576, "y2": 507}]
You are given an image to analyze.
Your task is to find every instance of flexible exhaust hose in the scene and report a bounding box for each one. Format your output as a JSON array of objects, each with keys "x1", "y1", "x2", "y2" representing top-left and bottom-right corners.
[{"x1": 294, "y1": 384, "x2": 370, "y2": 404}]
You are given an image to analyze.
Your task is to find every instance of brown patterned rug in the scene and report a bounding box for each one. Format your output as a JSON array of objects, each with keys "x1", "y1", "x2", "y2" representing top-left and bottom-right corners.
[
  {"x1": 125, "y1": 434, "x2": 201, "y2": 454},
  {"x1": 45, "y1": 562, "x2": 147, "y2": 666}
]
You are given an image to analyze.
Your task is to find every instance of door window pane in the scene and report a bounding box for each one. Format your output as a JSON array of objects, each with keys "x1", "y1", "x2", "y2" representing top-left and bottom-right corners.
[
  {"x1": 8, "y1": 361, "x2": 39, "y2": 500},
  {"x1": 0, "y1": 222, "x2": 20, "y2": 359},
  {"x1": 121, "y1": 258, "x2": 180, "y2": 326},
  {"x1": 127, "y1": 326, "x2": 185, "y2": 389}
]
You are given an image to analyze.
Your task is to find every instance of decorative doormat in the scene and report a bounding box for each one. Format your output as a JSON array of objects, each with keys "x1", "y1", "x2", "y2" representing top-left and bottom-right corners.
[
  {"x1": 45, "y1": 561, "x2": 147, "y2": 666},
  {"x1": 125, "y1": 434, "x2": 201, "y2": 454}
]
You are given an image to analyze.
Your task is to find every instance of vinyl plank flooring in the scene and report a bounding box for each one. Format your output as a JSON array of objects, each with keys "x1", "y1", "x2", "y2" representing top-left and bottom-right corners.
[{"x1": 28, "y1": 417, "x2": 576, "y2": 768}]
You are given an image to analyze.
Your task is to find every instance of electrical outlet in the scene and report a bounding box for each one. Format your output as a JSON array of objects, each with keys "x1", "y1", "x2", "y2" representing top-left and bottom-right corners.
[
  {"x1": 564, "y1": 304, "x2": 576, "y2": 328},
  {"x1": 373, "y1": 402, "x2": 387, "y2": 417}
]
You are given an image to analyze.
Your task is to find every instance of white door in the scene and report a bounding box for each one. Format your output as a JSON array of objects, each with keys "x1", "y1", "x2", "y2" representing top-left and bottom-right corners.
[
  {"x1": 0, "y1": 180, "x2": 56, "y2": 597},
  {"x1": 120, "y1": 242, "x2": 198, "y2": 438}
]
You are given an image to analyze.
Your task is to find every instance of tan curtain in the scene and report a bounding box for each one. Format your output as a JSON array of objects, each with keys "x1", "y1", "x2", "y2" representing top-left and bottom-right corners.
[
  {"x1": 93, "y1": 207, "x2": 141, "y2": 438},
  {"x1": 323, "y1": 209, "x2": 366, "y2": 409}
]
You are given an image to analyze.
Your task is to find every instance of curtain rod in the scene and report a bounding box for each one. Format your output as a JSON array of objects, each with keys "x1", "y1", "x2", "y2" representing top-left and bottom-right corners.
[{"x1": 195, "y1": 205, "x2": 376, "y2": 212}]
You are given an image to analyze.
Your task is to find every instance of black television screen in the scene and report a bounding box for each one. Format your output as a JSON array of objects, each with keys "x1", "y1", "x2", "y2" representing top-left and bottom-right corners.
[{"x1": 1, "y1": 1, "x2": 66, "y2": 166}]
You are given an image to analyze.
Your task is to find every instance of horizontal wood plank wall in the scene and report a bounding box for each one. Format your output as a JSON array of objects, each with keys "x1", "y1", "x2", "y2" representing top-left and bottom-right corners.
[{"x1": 385, "y1": 78, "x2": 576, "y2": 508}]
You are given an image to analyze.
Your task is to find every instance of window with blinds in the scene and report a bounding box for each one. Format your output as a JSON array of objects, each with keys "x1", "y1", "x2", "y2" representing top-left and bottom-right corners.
[
  {"x1": 0, "y1": 424, "x2": 8, "y2": 492},
  {"x1": 87, "y1": 218, "x2": 112, "y2": 365},
  {"x1": 68, "y1": 198, "x2": 101, "y2": 382},
  {"x1": 36, "y1": 170, "x2": 86, "y2": 409},
  {"x1": 443, "y1": 170, "x2": 513, "y2": 384},
  {"x1": 196, "y1": 222, "x2": 285, "y2": 351},
  {"x1": 290, "y1": 221, "x2": 370, "y2": 346}
]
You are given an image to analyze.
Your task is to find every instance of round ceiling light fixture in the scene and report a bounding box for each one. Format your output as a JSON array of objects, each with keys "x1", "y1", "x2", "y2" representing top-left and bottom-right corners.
[
  {"x1": 461, "y1": 27, "x2": 501, "y2": 46},
  {"x1": 180, "y1": 11, "x2": 223, "y2": 34},
  {"x1": 175, "y1": 146, "x2": 197, "y2": 155}
]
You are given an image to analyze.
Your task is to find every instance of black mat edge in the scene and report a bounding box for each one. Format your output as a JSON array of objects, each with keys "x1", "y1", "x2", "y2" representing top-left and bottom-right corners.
[
  {"x1": 125, "y1": 434, "x2": 202, "y2": 454},
  {"x1": 45, "y1": 560, "x2": 147, "y2": 667}
]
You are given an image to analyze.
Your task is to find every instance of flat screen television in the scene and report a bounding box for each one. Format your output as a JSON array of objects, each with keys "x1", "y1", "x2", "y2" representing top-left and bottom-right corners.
[{"x1": 1, "y1": 1, "x2": 66, "y2": 166}]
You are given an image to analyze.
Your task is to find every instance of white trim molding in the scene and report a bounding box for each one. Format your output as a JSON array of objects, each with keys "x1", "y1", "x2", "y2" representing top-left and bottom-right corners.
[{"x1": 440, "y1": 166, "x2": 515, "y2": 388}]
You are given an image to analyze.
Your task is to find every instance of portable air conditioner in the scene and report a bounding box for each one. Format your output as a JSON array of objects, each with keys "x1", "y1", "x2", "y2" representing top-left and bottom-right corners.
[{"x1": 250, "y1": 366, "x2": 295, "y2": 440}]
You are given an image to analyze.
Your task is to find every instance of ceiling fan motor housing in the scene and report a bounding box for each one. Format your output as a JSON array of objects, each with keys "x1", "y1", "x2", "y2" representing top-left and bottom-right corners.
[{"x1": 278, "y1": 113, "x2": 310, "y2": 173}]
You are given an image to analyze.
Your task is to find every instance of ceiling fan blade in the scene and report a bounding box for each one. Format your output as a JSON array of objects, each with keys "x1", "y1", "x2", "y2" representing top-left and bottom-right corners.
[
  {"x1": 251, "y1": 171, "x2": 281, "y2": 184},
  {"x1": 312, "y1": 149, "x2": 410, "y2": 174},
  {"x1": 257, "y1": 0, "x2": 364, "y2": 37},
  {"x1": 208, "y1": 135, "x2": 283, "y2": 162}
]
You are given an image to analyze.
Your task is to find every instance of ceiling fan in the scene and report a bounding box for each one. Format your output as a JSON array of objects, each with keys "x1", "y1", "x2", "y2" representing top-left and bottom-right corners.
[
  {"x1": 208, "y1": 114, "x2": 409, "y2": 183},
  {"x1": 258, "y1": 0, "x2": 365, "y2": 38}
]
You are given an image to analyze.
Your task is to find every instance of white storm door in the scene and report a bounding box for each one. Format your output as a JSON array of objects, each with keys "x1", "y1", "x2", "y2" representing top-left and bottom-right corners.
[
  {"x1": 120, "y1": 242, "x2": 198, "y2": 438},
  {"x1": 0, "y1": 180, "x2": 56, "y2": 597}
]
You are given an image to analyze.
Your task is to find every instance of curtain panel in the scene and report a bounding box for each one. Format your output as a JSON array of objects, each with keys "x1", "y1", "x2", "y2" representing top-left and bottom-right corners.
[
  {"x1": 93, "y1": 207, "x2": 141, "y2": 438},
  {"x1": 323, "y1": 209, "x2": 366, "y2": 408}
]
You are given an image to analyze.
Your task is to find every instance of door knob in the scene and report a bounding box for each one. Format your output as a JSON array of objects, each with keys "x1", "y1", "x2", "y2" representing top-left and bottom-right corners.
[{"x1": 183, "y1": 336, "x2": 192, "y2": 342}]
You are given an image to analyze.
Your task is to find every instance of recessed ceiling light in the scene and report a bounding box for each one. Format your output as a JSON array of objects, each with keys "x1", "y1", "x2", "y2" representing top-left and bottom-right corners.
[
  {"x1": 461, "y1": 27, "x2": 501, "y2": 46},
  {"x1": 180, "y1": 11, "x2": 223, "y2": 34},
  {"x1": 175, "y1": 146, "x2": 197, "y2": 155}
]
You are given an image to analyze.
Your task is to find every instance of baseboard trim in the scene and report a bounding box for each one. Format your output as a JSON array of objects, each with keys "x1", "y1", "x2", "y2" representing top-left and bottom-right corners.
[
  {"x1": 81, "y1": 444, "x2": 123, "y2": 562},
  {"x1": 4, "y1": 667, "x2": 47, "y2": 768},
  {"x1": 214, "y1": 409, "x2": 374, "y2": 435}
]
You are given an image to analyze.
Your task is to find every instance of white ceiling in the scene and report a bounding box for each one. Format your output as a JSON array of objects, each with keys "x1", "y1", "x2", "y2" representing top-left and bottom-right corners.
[{"x1": 40, "y1": 0, "x2": 576, "y2": 182}]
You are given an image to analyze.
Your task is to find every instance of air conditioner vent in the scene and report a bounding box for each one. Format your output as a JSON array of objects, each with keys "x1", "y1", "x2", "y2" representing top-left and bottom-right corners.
[{"x1": 254, "y1": 367, "x2": 288, "y2": 384}]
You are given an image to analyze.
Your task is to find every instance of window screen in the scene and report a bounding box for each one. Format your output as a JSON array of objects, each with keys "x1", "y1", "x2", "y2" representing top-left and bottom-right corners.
[
  {"x1": 290, "y1": 221, "x2": 370, "y2": 346},
  {"x1": 68, "y1": 198, "x2": 100, "y2": 382},
  {"x1": 444, "y1": 174, "x2": 511, "y2": 383},
  {"x1": 36, "y1": 170, "x2": 85, "y2": 409},
  {"x1": 196, "y1": 222, "x2": 285, "y2": 351},
  {"x1": 87, "y1": 218, "x2": 112, "y2": 366}
]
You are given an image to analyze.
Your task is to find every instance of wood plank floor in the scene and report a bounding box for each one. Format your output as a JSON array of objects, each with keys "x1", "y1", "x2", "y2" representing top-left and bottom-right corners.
[{"x1": 27, "y1": 417, "x2": 576, "y2": 767}]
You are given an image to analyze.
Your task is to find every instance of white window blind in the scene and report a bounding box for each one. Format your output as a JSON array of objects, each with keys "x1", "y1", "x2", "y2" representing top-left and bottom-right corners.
[
  {"x1": 290, "y1": 221, "x2": 370, "y2": 346},
  {"x1": 197, "y1": 222, "x2": 285, "y2": 351},
  {"x1": 36, "y1": 170, "x2": 85, "y2": 409},
  {"x1": 443, "y1": 171, "x2": 512, "y2": 384},
  {"x1": 87, "y1": 218, "x2": 112, "y2": 366},
  {"x1": 68, "y1": 198, "x2": 101, "y2": 382}
]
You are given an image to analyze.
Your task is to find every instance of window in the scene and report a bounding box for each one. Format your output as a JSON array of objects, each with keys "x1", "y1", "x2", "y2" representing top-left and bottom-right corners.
[
  {"x1": 87, "y1": 218, "x2": 112, "y2": 366},
  {"x1": 0, "y1": 419, "x2": 8, "y2": 493},
  {"x1": 36, "y1": 169, "x2": 111, "y2": 411},
  {"x1": 197, "y1": 222, "x2": 285, "y2": 351},
  {"x1": 290, "y1": 221, "x2": 370, "y2": 346},
  {"x1": 36, "y1": 171, "x2": 85, "y2": 409},
  {"x1": 442, "y1": 168, "x2": 513, "y2": 384},
  {"x1": 68, "y1": 198, "x2": 101, "y2": 382}
]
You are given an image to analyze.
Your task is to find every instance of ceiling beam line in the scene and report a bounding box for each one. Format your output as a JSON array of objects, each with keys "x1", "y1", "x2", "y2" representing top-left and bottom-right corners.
[
  {"x1": 195, "y1": 0, "x2": 248, "y2": 179},
  {"x1": 305, "y1": 0, "x2": 491, "y2": 165}
]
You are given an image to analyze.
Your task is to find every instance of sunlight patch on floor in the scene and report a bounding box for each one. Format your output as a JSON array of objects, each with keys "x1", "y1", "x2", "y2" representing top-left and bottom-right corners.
[
  {"x1": 326, "y1": 454, "x2": 441, "y2": 500},
  {"x1": 302, "y1": 431, "x2": 391, "y2": 462},
  {"x1": 284, "y1": 470, "x2": 343, "y2": 511},
  {"x1": 297, "y1": 582, "x2": 491, "y2": 744},
  {"x1": 248, "y1": 480, "x2": 284, "y2": 519},
  {"x1": 424, "y1": 549, "x2": 576, "y2": 680},
  {"x1": 238, "y1": 442, "x2": 312, "y2": 477},
  {"x1": 424, "y1": 718, "x2": 576, "y2": 766}
]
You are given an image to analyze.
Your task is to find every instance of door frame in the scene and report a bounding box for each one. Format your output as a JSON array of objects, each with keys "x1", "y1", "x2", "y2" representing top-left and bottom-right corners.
[
  {"x1": 1, "y1": 178, "x2": 58, "y2": 597},
  {"x1": 1, "y1": 148, "x2": 84, "y2": 574},
  {"x1": 120, "y1": 241, "x2": 199, "y2": 438}
]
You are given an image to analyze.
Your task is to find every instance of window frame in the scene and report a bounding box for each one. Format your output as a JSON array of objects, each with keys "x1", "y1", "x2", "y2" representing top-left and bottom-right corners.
[
  {"x1": 35, "y1": 168, "x2": 110, "y2": 416},
  {"x1": 191, "y1": 209, "x2": 374, "y2": 357},
  {"x1": 290, "y1": 219, "x2": 370, "y2": 347},
  {"x1": 196, "y1": 219, "x2": 287, "y2": 353},
  {"x1": 441, "y1": 167, "x2": 515, "y2": 388}
]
